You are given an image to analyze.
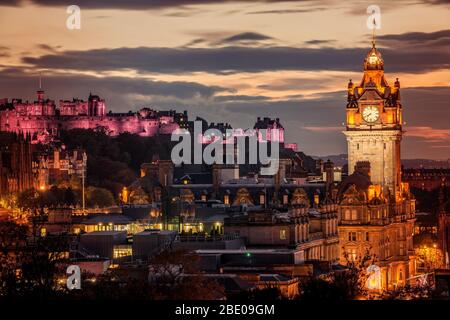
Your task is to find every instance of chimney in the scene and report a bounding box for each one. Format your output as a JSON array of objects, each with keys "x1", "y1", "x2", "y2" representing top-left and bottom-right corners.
[{"x1": 355, "y1": 161, "x2": 371, "y2": 177}]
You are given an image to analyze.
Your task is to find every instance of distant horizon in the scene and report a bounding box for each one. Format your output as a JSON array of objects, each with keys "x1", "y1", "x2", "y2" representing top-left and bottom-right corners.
[
  {"x1": 2, "y1": 86, "x2": 449, "y2": 161},
  {"x1": 313, "y1": 154, "x2": 449, "y2": 161}
]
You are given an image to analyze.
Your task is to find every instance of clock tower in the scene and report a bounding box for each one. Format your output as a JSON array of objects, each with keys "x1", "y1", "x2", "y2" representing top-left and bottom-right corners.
[{"x1": 344, "y1": 42, "x2": 403, "y2": 196}]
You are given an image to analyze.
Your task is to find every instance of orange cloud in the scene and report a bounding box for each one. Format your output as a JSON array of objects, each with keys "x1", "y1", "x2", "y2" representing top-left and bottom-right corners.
[
  {"x1": 303, "y1": 126, "x2": 342, "y2": 132},
  {"x1": 405, "y1": 126, "x2": 450, "y2": 140}
]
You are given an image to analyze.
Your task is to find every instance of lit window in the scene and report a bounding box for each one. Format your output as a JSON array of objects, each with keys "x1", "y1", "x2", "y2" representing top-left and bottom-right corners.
[
  {"x1": 348, "y1": 232, "x2": 357, "y2": 241},
  {"x1": 344, "y1": 209, "x2": 350, "y2": 220},
  {"x1": 224, "y1": 195, "x2": 229, "y2": 205},
  {"x1": 347, "y1": 248, "x2": 357, "y2": 261},
  {"x1": 259, "y1": 194, "x2": 265, "y2": 205},
  {"x1": 280, "y1": 229, "x2": 287, "y2": 240},
  {"x1": 40, "y1": 228, "x2": 47, "y2": 237},
  {"x1": 283, "y1": 194, "x2": 288, "y2": 205},
  {"x1": 113, "y1": 245, "x2": 132, "y2": 259}
]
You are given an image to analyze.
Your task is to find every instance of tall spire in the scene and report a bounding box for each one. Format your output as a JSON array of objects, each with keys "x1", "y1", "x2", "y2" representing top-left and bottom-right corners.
[
  {"x1": 372, "y1": 18, "x2": 376, "y2": 48},
  {"x1": 39, "y1": 72, "x2": 42, "y2": 89}
]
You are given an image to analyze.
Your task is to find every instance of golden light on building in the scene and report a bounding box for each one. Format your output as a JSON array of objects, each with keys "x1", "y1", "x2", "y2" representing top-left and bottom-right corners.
[
  {"x1": 366, "y1": 264, "x2": 382, "y2": 290},
  {"x1": 150, "y1": 207, "x2": 160, "y2": 218},
  {"x1": 121, "y1": 187, "x2": 129, "y2": 204},
  {"x1": 401, "y1": 182, "x2": 410, "y2": 194},
  {"x1": 347, "y1": 112, "x2": 355, "y2": 125},
  {"x1": 415, "y1": 244, "x2": 444, "y2": 271},
  {"x1": 113, "y1": 245, "x2": 132, "y2": 259},
  {"x1": 386, "y1": 112, "x2": 393, "y2": 124},
  {"x1": 368, "y1": 52, "x2": 378, "y2": 64},
  {"x1": 367, "y1": 184, "x2": 382, "y2": 201},
  {"x1": 314, "y1": 194, "x2": 319, "y2": 205}
]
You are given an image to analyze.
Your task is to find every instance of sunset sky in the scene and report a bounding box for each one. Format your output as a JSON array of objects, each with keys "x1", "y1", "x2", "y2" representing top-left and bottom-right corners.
[{"x1": 0, "y1": 0, "x2": 449, "y2": 159}]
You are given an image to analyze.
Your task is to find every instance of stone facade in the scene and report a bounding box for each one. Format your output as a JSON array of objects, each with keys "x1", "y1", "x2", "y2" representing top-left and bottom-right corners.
[
  {"x1": 224, "y1": 194, "x2": 339, "y2": 262},
  {"x1": 338, "y1": 43, "x2": 416, "y2": 290}
]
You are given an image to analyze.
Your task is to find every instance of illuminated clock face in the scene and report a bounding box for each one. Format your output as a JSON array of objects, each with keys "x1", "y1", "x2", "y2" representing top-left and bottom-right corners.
[
  {"x1": 368, "y1": 53, "x2": 378, "y2": 64},
  {"x1": 362, "y1": 106, "x2": 379, "y2": 123}
]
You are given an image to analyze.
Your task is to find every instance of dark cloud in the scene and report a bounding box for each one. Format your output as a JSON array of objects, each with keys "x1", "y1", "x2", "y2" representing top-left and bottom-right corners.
[
  {"x1": 3, "y1": 0, "x2": 314, "y2": 10},
  {"x1": 378, "y1": 29, "x2": 450, "y2": 43},
  {"x1": 219, "y1": 32, "x2": 273, "y2": 44},
  {"x1": 4, "y1": 0, "x2": 448, "y2": 10},
  {"x1": 258, "y1": 78, "x2": 333, "y2": 91},
  {"x1": 184, "y1": 32, "x2": 274, "y2": 47},
  {"x1": 0, "y1": 68, "x2": 230, "y2": 108},
  {"x1": 304, "y1": 39, "x2": 336, "y2": 45},
  {"x1": 0, "y1": 0, "x2": 20, "y2": 6},
  {"x1": 421, "y1": 0, "x2": 450, "y2": 4},
  {"x1": 37, "y1": 44, "x2": 63, "y2": 53},
  {"x1": 183, "y1": 38, "x2": 208, "y2": 47},
  {"x1": 213, "y1": 94, "x2": 271, "y2": 102},
  {"x1": 246, "y1": 8, "x2": 325, "y2": 15},
  {"x1": 22, "y1": 40, "x2": 449, "y2": 74}
]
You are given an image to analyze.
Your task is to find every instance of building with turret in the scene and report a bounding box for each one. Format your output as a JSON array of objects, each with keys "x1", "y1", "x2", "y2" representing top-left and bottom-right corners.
[
  {"x1": 338, "y1": 41, "x2": 416, "y2": 290},
  {"x1": 0, "y1": 88, "x2": 187, "y2": 143}
]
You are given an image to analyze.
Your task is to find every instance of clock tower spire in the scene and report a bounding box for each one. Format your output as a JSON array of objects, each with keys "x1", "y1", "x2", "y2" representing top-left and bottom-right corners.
[{"x1": 344, "y1": 43, "x2": 403, "y2": 197}]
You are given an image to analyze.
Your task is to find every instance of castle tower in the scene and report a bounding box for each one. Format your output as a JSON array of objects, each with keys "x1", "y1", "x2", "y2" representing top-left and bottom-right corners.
[
  {"x1": 37, "y1": 73, "x2": 45, "y2": 102},
  {"x1": 344, "y1": 41, "x2": 403, "y2": 197}
]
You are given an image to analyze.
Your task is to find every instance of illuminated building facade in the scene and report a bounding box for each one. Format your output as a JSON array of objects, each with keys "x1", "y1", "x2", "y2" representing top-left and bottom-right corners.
[
  {"x1": 0, "y1": 89, "x2": 186, "y2": 143},
  {"x1": 338, "y1": 42, "x2": 416, "y2": 290},
  {"x1": 34, "y1": 146, "x2": 87, "y2": 189},
  {"x1": 0, "y1": 132, "x2": 34, "y2": 195},
  {"x1": 402, "y1": 168, "x2": 450, "y2": 191}
]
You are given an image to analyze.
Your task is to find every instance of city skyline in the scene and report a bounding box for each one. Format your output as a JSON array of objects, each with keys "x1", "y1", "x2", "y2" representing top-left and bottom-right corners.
[
  {"x1": 0, "y1": 0, "x2": 449, "y2": 159},
  {"x1": 1, "y1": 1, "x2": 450, "y2": 304}
]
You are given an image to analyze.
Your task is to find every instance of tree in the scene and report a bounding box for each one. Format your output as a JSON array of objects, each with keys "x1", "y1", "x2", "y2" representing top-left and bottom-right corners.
[
  {"x1": 148, "y1": 249, "x2": 225, "y2": 300},
  {"x1": 86, "y1": 187, "x2": 115, "y2": 208},
  {"x1": 380, "y1": 283, "x2": 433, "y2": 300},
  {"x1": 0, "y1": 220, "x2": 70, "y2": 300},
  {"x1": 298, "y1": 248, "x2": 375, "y2": 301},
  {"x1": 0, "y1": 221, "x2": 28, "y2": 297},
  {"x1": 299, "y1": 277, "x2": 347, "y2": 301}
]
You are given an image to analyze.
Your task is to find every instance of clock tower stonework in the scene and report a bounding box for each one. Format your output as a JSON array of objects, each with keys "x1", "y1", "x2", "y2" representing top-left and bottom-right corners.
[{"x1": 344, "y1": 43, "x2": 402, "y2": 196}]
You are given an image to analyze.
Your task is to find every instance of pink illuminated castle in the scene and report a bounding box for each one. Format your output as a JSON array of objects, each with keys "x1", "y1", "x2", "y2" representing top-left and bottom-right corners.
[{"x1": 0, "y1": 86, "x2": 186, "y2": 143}]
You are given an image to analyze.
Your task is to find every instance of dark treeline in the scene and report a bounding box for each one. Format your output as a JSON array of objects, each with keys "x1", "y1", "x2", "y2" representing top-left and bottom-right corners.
[{"x1": 59, "y1": 128, "x2": 172, "y2": 197}]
